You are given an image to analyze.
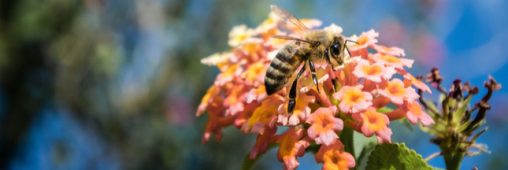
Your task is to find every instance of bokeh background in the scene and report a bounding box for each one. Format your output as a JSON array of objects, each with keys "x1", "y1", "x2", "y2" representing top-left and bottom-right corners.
[{"x1": 0, "y1": 0, "x2": 507, "y2": 169}]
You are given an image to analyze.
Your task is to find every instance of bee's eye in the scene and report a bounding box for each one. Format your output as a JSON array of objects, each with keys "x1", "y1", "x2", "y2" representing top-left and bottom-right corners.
[{"x1": 331, "y1": 43, "x2": 341, "y2": 56}]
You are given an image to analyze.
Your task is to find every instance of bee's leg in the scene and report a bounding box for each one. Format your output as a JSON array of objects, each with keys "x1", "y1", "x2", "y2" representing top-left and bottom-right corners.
[
  {"x1": 288, "y1": 63, "x2": 306, "y2": 113},
  {"x1": 325, "y1": 53, "x2": 339, "y2": 92},
  {"x1": 308, "y1": 60, "x2": 320, "y2": 93}
]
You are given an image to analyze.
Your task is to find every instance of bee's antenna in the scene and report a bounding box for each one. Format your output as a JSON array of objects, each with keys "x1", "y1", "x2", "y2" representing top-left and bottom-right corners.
[
  {"x1": 343, "y1": 40, "x2": 358, "y2": 57},
  {"x1": 345, "y1": 40, "x2": 358, "y2": 44}
]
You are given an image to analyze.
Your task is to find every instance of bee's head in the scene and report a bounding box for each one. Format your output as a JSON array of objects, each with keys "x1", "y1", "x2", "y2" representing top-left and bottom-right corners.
[{"x1": 325, "y1": 35, "x2": 346, "y2": 65}]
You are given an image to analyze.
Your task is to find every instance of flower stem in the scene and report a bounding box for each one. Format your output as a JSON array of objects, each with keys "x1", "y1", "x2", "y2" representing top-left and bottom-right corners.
[
  {"x1": 242, "y1": 153, "x2": 261, "y2": 170},
  {"x1": 340, "y1": 127, "x2": 355, "y2": 158},
  {"x1": 443, "y1": 151, "x2": 464, "y2": 170}
]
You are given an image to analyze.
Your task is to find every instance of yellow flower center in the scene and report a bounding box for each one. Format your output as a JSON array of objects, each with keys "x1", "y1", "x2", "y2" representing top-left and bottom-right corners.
[
  {"x1": 357, "y1": 36, "x2": 369, "y2": 45},
  {"x1": 264, "y1": 17, "x2": 275, "y2": 25},
  {"x1": 245, "y1": 62, "x2": 266, "y2": 82},
  {"x1": 381, "y1": 55, "x2": 401, "y2": 63},
  {"x1": 244, "y1": 43, "x2": 263, "y2": 55},
  {"x1": 364, "y1": 108, "x2": 385, "y2": 131},
  {"x1": 222, "y1": 64, "x2": 239, "y2": 77},
  {"x1": 234, "y1": 34, "x2": 248, "y2": 43},
  {"x1": 387, "y1": 81, "x2": 405, "y2": 97},
  {"x1": 323, "y1": 150, "x2": 348, "y2": 170},
  {"x1": 361, "y1": 65, "x2": 383, "y2": 75},
  {"x1": 344, "y1": 89, "x2": 365, "y2": 104},
  {"x1": 313, "y1": 113, "x2": 335, "y2": 133},
  {"x1": 408, "y1": 102, "x2": 423, "y2": 116},
  {"x1": 247, "y1": 97, "x2": 280, "y2": 127},
  {"x1": 225, "y1": 89, "x2": 240, "y2": 105}
]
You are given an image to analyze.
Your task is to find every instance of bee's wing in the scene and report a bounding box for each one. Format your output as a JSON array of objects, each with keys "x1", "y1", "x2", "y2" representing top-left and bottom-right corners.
[{"x1": 270, "y1": 5, "x2": 310, "y2": 33}]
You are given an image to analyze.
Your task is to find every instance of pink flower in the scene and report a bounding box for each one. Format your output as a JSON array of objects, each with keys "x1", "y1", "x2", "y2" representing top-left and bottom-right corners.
[
  {"x1": 406, "y1": 102, "x2": 434, "y2": 126},
  {"x1": 373, "y1": 44, "x2": 406, "y2": 56},
  {"x1": 196, "y1": 85, "x2": 220, "y2": 116},
  {"x1": 277, "y1": 127, "x2": 309, "y2": 170},
  {"x1": 372, "y1": 53, "x2": 414, "y2": 69},
  {"x1": 336, "y1": 59, "x2": 360, "y2": 86},
  {"x1": 324, "y1": 24, "x2": 343, "y2": 35},
  {"x1": 354, "y1": 107, "x2": 392, "y2": 143},
  {"x1": 200, "y1": 52, "x2": 232, "y2": 66},
  {"x1": 242, "y1": 62, "x2": 267, "y2": 86},
  {"x1": 334, "y1": 85, "x2": 373, "y2": 113},
  {"x1": 315, "y1": 140, "x2": 355, "y2": 170},
  {"x1": 223, "y1": 85, "x2": 246, "y2": 116},
  {"x1": 353, "y1": 58, "x2": 395, "y2": 82},
  {"x1": 307, "y1": 107, "x2": 343, "y2": 145},
  {"x1": 378, "y1": 79, "x2": 419, "y2": 105},
  {"x1": 242, "y1": 95, "x2": 284, "y2": 134},
  {"x1": 245, "y1": 86, "x2": 267, "y2": 104},
  {"x1": 277, "y1": 93, "x2": 315, "y2": 126},
  {"x1": 349, "y1": 29, "x2": 379, "y2": 51},
  {"x1": 403, "y1": 73, "x2": 432, "y2": 94},
  {"x1": 385, "y1": 107, "x2": 407, "y2": 121},
  {"x1": 215, "y1": 64, "x2": 242, "y2": 86},
  {"x1": 228, "y1": 25, "x2": 261, "y2": 47}
]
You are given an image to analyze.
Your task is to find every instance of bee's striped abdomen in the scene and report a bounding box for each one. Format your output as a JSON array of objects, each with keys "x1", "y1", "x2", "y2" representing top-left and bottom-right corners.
[{"x1": 265, "y1": 45, "x2": 301, "y2": 95}]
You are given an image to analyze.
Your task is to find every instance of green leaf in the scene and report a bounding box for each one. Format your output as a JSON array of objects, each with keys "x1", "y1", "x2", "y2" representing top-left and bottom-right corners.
[
  {"x1": 365, "y1": 143, "x2": 435, "y2": 170},
  {"x1": 356, "y1": 142, "x2": 377, "y2": 170}
]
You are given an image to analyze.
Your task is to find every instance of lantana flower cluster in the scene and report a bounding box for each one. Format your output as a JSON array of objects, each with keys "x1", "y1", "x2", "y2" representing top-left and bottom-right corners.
[{"x1": 197, "y1": 11, "x2": 433, "y2": 170}]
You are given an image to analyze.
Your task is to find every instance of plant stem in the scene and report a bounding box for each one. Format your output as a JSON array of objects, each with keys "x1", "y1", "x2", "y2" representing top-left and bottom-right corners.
[
  {"x1": 443, "y1": 151, "x2": 464, "y2": 170},
  {"x1": 340, "y1": 127, "x2": 355, "y2": 158},
  {"x1": 242, "y1": 154, "x2": 259, "y2": 170}
]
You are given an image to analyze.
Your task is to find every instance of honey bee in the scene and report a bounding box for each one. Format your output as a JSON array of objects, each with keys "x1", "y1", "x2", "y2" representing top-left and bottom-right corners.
[{"x1": 265, "y1": 5, "x2": 354, "y2": 113}]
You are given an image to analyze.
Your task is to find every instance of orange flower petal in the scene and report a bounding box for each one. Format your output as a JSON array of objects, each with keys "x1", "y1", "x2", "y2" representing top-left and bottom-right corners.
[
  {"x1": 277, "y1": 127, "x2": 309, "y2": 170},
  {"x1": 316, "y1": 140, "x2": 355, "y2": 170},
  {"x1": 307, "y1": 107, "x2": 343, "y2": 145},
  {"x1": 242, "y1": 95, "x2": 284, "y2": 134},
  {"x1": 334, "y1": 85, "x2": 372, "y2": 113},
  {"x1": 355, "y1": 107, "x2": 392, "y2": 143}
]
